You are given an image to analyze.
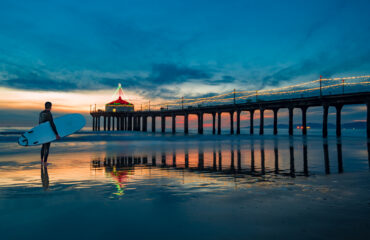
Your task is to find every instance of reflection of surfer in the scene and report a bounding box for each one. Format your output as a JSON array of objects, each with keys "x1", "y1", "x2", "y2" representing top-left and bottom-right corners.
[
  {"x1": 39, "y1": 102, "x2": 60, "y2": 165},
  {"x1": 41, "y1": 165, "x2": 49, "y2": 190}
]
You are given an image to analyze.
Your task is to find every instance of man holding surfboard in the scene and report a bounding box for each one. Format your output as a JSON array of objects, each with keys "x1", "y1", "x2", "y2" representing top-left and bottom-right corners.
[{"x1": 39, "y1": 102, "x2": 60, "y2": 165}]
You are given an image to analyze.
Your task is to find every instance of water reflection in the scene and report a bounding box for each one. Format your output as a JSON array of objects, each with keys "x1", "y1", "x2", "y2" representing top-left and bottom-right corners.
[
  {"x1": 367, "y1": 140, "x2": 370, "y2": 168},
  {"x1": 91, "y1": 138, "x2": 350, "y2": 181},
  {"x1": 303, "y1": 141, "x2": 308, "y2": 176},
  {"x1": 323, "y1": 140, "x2": 330, "y2": 174},
  {"x1": 41, "y1": 166, "x2": 49, "y2": 191},
  {"x1": 337, "y1": 139, "x2": 343, "y2": 173},
  {"x1": 274, "y1": 140, "x2": 279, "y2": 174}
]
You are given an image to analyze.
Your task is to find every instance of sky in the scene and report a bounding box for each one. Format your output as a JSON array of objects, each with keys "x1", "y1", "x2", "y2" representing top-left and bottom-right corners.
[{"x1": 0, "y1": 0, "x2": 370, "y2": 127}]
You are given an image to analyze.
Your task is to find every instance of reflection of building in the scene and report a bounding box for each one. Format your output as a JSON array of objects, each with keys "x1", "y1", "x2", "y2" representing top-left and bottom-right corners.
[
  {"x1": 105, "y1": 83, "x2": 134, "y2": 112},
  {"x1": 109, "y1": 166, "x2": 131, "y2": 196},
  {"x1": 92, "y1": 157, "x2": 135, "y2": 196}
]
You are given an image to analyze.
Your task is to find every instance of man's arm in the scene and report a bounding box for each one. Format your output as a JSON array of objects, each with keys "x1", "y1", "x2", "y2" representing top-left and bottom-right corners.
[{"x1": 48, "y1": 113, "x2": 60, "y2": 138}]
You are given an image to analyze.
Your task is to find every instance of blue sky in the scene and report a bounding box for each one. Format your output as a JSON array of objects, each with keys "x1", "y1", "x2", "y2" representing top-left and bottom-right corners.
[{"x1": 0, "y1": 0, "x2": 370, "y2": 126}]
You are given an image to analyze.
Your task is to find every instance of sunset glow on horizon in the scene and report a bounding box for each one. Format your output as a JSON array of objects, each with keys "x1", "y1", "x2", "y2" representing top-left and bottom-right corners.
[{"x1": 0, "y1": 85, "x2": 162, "y2": 113}]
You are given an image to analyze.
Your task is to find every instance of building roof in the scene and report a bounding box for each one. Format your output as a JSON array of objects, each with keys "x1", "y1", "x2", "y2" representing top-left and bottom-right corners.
[{"x1": 106, "y1": 96, "x2": 133, "y2": 105}]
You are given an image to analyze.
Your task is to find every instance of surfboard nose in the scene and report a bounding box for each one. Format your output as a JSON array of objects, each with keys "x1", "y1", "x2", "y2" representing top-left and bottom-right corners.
[{"x1": 18, "y1": 137, "x2": 23, "y2": 146}]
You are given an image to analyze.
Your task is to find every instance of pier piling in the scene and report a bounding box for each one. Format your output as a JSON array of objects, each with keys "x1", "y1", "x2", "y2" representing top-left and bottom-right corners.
[
  {"x1": 161, "y1": 116, "x2": 165, "y2": 133},
  {"x1": 259, "y1": 109, "x2": 264, "y2": 135},
  {"x1": 236, "y1": 111, "x2": 241, "y2": 134},
  {"x1": 288, "y1": 107, "x2": 293, "y2": 136},
  {"x1": 152, "y1": 116, "x2": 156, "y2": 132},
  {"x1": 250, "y1": 110, "x2": 254, "y2": 135},
  {"x1": 217, "y1": 112, "x2": 221, "y2": 135},
  {"x1": 230, "y1": 111, "x2": 234, "y2": 134},
  {"x1": 273, "y1": 108, "x2": 278, "y2": 135},
  {"x1": 323, "y1": 105, "x2": 329, "y2": 138},
  {"x1": 301, "y1": 107, "x2": 307, "y2": 135},
  {"x1": 336, "y1": 105, "x2": 343, "y2": 137},
  {"x1": 184, "y1": 114, "x2": 189, "y2": 134},
  {"x1": 212, "y1": 113, "x2": 216, "y2": 134},
  {"x1": 172, "y1": 115, "x2": 176, "y2": 134}
]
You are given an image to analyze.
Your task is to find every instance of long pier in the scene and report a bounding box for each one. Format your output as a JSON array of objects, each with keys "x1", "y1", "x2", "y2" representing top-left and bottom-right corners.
[{"x1": 91, "y1": 92, "x2": 370, "y2": 137}]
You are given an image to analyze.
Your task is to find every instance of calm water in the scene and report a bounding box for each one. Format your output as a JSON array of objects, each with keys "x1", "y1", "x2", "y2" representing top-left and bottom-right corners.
[{"x1": 0, "y1": 131, "x2": 369, "y2": 239}]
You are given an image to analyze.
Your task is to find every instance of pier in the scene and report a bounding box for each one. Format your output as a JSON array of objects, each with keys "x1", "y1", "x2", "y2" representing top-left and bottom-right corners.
[
  {"x1": 91, "y1": 92, "x2": 370, "y2": 137},
  {"x1": 90, "y1": 75, "x2": 370, "y2": 137}
]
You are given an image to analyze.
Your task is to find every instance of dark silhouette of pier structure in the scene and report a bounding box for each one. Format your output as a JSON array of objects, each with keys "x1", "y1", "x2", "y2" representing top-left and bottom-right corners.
[
  {"x1": 90, "y1": 76, "x2": 370, "y2": 137},
  {"x1": 91, "y1": 139, "x2": 348, "y2": 178}
]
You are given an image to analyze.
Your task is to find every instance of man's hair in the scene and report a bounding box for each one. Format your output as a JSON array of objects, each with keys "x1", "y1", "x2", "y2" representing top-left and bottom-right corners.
[{"x1": 45, "y1": 102, "x2": 52, "y2": 109}]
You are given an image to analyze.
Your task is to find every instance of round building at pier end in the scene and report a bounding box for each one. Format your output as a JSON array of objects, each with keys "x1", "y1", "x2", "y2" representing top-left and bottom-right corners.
[{"x1": 105, "y1": 96, "x2": 134, "y2": 112}]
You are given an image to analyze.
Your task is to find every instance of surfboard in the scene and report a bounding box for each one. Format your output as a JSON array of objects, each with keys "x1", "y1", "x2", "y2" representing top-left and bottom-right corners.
[{"x1": 18, "y1": 113, "x2": 86, "y2": 146}]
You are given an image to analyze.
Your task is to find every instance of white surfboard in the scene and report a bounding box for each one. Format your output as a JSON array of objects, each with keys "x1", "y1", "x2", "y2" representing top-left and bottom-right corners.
[{"x1": 18, "y1": 113, "x2": 86, "y2": 146}]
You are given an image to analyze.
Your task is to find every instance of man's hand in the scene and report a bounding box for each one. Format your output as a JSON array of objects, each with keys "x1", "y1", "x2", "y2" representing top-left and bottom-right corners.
[{"x1": 56, "y1": 135, "x2": 61, "y2": 140}]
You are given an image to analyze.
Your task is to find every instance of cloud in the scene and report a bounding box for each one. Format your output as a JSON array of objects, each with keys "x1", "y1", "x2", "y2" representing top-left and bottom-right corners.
[
  {"x1": 150, "y1": 63, "x2": 211, "y2": 84},
  {"x1": 299, "y1": 0, "x2": 348, "y2": 45},
  {"x1": 261, "y1": 58, "x2": 319, "y2": 87},
  {"x1": 88, "y1": 63, "x2": 216, "y2": 99},
  {"x1": 259, "y1": 51, "x2": 370, "y2": 88},
  {"x1": 0, "y1": 61, "x2": 79, "y2": 91},
  {"x1": 185, "y1": 92, "x2": 219, "y2": 98},
  {"x1": 1, "y1": 76, "x2": 78, "y2": 91},
  {"x1": 206, "y1": 75, "x2": 236, "y2": 86},
  {"x1": 99, "y1": 63, "x2": 211, "y2": 87},
  {"x1": 0, "y1": 61, "x2": 217, "y2": 98}
]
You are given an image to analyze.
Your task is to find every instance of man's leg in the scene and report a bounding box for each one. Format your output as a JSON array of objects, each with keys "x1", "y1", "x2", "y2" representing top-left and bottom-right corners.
[{"x1": 43, "y1": 142, "x2": 51, "y2": 163}]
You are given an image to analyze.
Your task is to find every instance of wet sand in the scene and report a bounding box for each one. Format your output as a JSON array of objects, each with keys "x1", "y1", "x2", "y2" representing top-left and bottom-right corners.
[{"x1": 0, "y1": 133, "x2": 369, "y2": 239}]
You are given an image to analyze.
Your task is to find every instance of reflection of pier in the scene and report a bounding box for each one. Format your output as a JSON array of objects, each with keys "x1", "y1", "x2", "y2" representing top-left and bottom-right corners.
[
  {"x1": 92, "y1": 139, "x2": 348, "y2": 178},
  {"x1": 91, "y1": 92, "x2": 370, "y2": 137}
]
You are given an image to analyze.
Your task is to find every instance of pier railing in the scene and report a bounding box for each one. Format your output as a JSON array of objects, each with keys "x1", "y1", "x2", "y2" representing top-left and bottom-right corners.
[{"x1": 147, "y1": 75, "x2": 370, "y2": 111}]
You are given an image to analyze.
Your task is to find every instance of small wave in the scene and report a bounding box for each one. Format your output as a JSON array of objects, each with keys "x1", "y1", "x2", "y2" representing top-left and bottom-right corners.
[{"x1": 0, "y1": 131, "x2": 24, "y2": 135}]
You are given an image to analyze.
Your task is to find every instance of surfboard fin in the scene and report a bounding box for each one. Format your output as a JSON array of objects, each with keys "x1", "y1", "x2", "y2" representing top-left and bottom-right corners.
[{"x1": 20, "y1": 134, "x2": 29, "y2": 146}]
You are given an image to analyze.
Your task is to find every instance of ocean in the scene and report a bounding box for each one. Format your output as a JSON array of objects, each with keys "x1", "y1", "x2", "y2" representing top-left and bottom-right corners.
[{"x1": 0, "y1": 128, "x2": 369, "y2": 239}]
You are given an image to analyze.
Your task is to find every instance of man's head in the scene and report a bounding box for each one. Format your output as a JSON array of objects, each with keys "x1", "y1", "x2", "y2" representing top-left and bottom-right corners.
[{"x1": 45, "y1": 102, "x2": 52, "y2": 110}]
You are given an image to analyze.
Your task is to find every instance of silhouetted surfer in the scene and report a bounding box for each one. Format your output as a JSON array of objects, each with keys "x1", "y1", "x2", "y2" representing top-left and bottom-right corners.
[{"x1": 39, "y1": 102, "x2": 60, "y2": 165}]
